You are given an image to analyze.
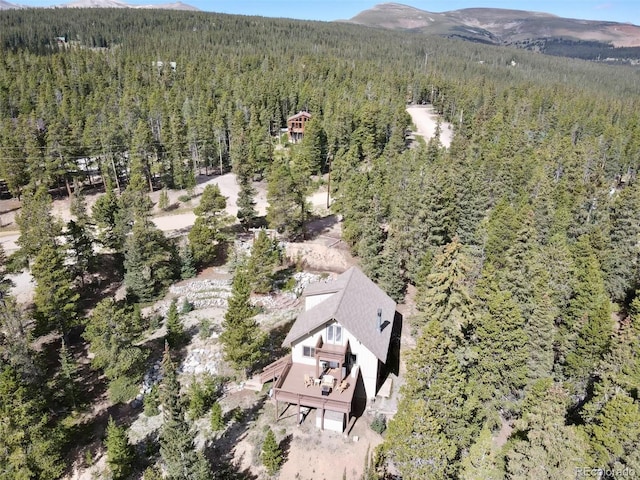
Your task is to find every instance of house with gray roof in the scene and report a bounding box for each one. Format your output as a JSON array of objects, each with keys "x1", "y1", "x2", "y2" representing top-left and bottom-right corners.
[{"x1": 260, "y1": 267, "x2": 400, "y2": 432}]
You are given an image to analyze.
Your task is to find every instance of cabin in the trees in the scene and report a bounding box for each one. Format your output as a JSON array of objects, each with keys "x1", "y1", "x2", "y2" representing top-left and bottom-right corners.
[
  {"x1": 286, "y1": 111, "x2": 311, "y2": 143},
  {"x1": 260, "y1": 267, "x2": 400, "y2": 432}
]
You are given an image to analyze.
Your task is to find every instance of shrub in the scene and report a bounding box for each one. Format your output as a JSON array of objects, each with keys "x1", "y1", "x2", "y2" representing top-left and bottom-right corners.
[
  {"x1": 178, "y1": 194, "x2": 191, "y2": 203},
  {"x1": 232, "y1": 406, "x2": 245, "y2": 423},
  {"x1": 188, "y1": 374, "x2": 223, "y2": 419},
  {"x1": 281, "y1": 276, "x2": 297, "y2": 292},
  {"x1": 142, "y1": 466, "x2": 163, "y2": 480},
  {"x1": 143, "y1": 385, "x2": 160, "y2": 416},
  {"x1": 198, "y1": 317, "x2": 211, "y2": 340},
  {"x1": 370, "y1": 414, "x2": 387, "y2": 434},
  {"x1": 188, "y1": 379, "x2": 208, "y2": 419},
  {"x1": 158, "y1": 189, "x2": 169, "y2": 210},
  {"x1": 210, "y1": 402, "x2": 224, "y2": 431},
  {"x1": 181, "y1": 297, "x2": 194, "y2": 314},
  {"x1": 108, "y1": 376, "x2": 139, "y2": 404}
]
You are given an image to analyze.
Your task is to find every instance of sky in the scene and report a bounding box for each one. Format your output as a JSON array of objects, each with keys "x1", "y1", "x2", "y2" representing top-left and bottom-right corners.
[{"x1": 13, "y1": 1, "x2": 640, "y2": 26}]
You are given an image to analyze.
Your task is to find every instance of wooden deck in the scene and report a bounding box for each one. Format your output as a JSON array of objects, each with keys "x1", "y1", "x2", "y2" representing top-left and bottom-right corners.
[{"x1": 271, "y1": 362, "x2": 357, "y2": 426}]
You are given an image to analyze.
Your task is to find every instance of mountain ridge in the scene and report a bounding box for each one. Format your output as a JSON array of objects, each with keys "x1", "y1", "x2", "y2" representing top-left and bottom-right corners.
[
  {"x1": 0, "y1": 0, "x2": 199, "y2": 11},
  {"x1": 344, "y1": 3, "x2": 640, "y2": 49}
]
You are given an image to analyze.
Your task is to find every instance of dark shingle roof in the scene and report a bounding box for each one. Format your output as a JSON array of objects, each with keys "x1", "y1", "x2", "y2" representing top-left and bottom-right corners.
[{"x1": 283, "y1": 267, "x2": 396, "y2": 362}]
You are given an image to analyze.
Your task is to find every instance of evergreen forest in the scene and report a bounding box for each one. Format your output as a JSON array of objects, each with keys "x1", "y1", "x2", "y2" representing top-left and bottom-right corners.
[{"x1": 0, "y1": 7, "x2": 639, "y2": 480}]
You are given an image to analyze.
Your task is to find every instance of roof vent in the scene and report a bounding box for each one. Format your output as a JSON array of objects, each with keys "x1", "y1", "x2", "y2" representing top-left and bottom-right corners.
[{"x1": 377, "y1": 308, "x2": 382, "y2": 333}]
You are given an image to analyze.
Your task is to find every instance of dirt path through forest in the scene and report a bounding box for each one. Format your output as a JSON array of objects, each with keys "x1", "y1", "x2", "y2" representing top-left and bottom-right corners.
[{"x1": 3, "y1": 173, "x2": 339, "y2": 303}]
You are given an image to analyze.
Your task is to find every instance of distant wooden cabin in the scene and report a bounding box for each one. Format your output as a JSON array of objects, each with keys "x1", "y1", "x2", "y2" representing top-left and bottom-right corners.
[{"x1": 287, "y1": 111, "x2": 311, "y2": 143}]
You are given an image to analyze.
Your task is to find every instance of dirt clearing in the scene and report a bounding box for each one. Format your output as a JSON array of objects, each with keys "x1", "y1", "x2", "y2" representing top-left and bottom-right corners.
[{"x1": 406, "y1": 105, "x2": 453, "y2": 148}]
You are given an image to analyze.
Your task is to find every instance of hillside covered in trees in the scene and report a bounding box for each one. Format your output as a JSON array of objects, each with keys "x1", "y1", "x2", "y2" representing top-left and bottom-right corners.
[{"x1": 0, "y1": 7, "x2": 639, "y2": 479}]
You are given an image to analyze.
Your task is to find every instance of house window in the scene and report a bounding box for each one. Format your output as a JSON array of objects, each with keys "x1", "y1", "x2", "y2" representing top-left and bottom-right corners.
[
  {"x1": 327, "y1": 324, "x2": 342, "y2": 344},
  {"x1": 302, "y1": 346, "x2": 315, "y2": 358},
  {"x1": 349, "y1": 353, "x2": 357, "y2": 366}
]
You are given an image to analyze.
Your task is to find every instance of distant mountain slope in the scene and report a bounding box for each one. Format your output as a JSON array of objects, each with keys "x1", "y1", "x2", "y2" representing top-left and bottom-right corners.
[
  {"x1": 60, "y1": 0, "x2": 199, "y2": 10},
  {"x1": 345, "y1": 3, "x2": 640, "y2": 54},
  {"x1": 0, "y1": 0, "x2": 22, "y2": 9},
  {"x1": 135, "y1": 2, "x2": 199, "y2": 11},
  {"x1": 62, "y1": 0, "x2": 128, "y2": 7}
]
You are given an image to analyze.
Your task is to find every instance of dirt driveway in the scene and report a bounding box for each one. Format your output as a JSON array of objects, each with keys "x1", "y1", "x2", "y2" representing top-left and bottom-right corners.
[{"x1": 406, "y1": 105, "x2": 453, "y2": 147}]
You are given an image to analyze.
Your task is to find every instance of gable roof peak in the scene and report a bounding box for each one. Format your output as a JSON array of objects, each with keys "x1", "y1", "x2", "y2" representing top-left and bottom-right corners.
[{"x1": 283, "y1": 266, "x2": 396, "y2": 362}]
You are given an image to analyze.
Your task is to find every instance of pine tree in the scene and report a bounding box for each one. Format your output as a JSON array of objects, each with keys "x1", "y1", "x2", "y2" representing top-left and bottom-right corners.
[
  {"x1": 31, "y1": 242, "x2": 79, "y2": 337},
  {"x1": 179, "y1": 242, "x2": 197, "y2": 280},
  {"x1": 210, "y1": 401, "x2": 224, "y2": 431},
  {"x1": 58, "y1": 339, "x2": 79, "y2": 409},
  {"x1": 189, "y1": 184, "x2": 231, "y2": 266},
  {"x1": 219, "y1": 268, "x2": 265, "y2": 377},
  {"x1": 92, "y1": 175, "x2": 125, "y2": 252},
  {"x1": 459, "y1": 426, "x2": 502, "y2": 480},
  {"x1": 124, "y1": 220, "x2": 179, "y2": 302},
  {"x1": 15, "y1": 184, "x2": 61, "y2": 262},
  {"x1": 604, "y1": 180, "x2": 640, "y2": 302},
  {"x1": 374, "y1": 233, "x2": 406, "y2": 302},
  {"x1": 105, "y1": 416, "x2": 134, "y2": 480},
  {"x1": 525, "y1": 265, "x2": 557, "y2": 381},
  {"x1": 70, "y1": 178, "x2": 91, "y2": 224},
  {"x1": 83, "y1": 299, "x2": 147, "y2": 403},
  {"x1": 247, "y1": 229, "x2": 279, "y2": 294},
  {"x1": 0, "y1": 244, "x2": 13, "y2": 299},
  {"x1": 505, "y1": 380, "x2": 591, "y2": 480},
  {"x1": 165, "y1": 299, "x2": 185, "y2": 348},
  {"x1": 562, "y1": 236, "x2": 613, "y2": 382},
  {"x1": 385, "y1": 396, "x2": 457, "y2": 480},
  {"x1": 385, "y1": 320, "x2": 480, "y2": 479},
  {"x1": 159, "y1": 346, "x2": 210, "y2": 479},
  {"x1": 502, "y1": 209, "x2": 538, "y2": 320},
  {"x1": 230, "y1": 109, "x2": 250, "y2": 175},
  {"x1": 66, "y1": 218, "x2": 95, "y2": 286},
  {"x1": 482, "y1": 197, "x2": 521, "y2": 269},
  {"x1": 297, "y1": 116, "x2": 327, "y2": 174},
  {"x1": 236, "y1": 172, "x2": 258, "y2": 229},
  {"x1": 261, "y1": 427, "x2": 283, "y2": 475},
  {"x1": 356, "y1": 214, "x2": 385, "y2": 278},
  {"x1": 580, "y1": 305, "x2": 640, "y2": 472},
  {"x1": 266, "y1": 154, "x2": 310, "y2": 240},
  {"x1": 586, "y1": 393, "x2": 640, "y2": 470},
  {"x1": 416, "y1": 237, "x2": 474, "y2": 338},
  {"x1": 472, "y1": 272, "x2": 529, "y2": 405},
  {"x1": 0, "y1": 120, "x2": 29, "y2": 198},
  {"x1": 121, "y1": 150, "x2": 154, "y2": 222},
  {"x1": 0, "y1": 364, "x2": 65, "y2": 480}
]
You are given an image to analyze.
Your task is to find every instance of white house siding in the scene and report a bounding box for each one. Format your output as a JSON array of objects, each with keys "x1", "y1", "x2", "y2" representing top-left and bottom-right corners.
[
  {"x1": 304, "y1": 293, "x2": 334, "y2": 311},
  {"x1": 291, "y1": 321, "x2": 380, "y2": 399}
]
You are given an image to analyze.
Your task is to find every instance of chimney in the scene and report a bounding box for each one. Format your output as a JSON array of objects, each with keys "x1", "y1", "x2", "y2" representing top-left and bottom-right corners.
[{"x1": 377, "y1": 308, "x2": 382, "y2": 333}]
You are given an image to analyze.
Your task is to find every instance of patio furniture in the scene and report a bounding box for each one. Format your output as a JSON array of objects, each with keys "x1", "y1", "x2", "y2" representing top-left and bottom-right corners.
[
  {"x1": 321, "y1": 374, "x2": 335, "y2": 389},
  {"x1": 336, "y1": 380, "x2": 349, "y2": 394},
  {"x1": 304, "y1": 374, "x2": 313, "y2": 388},
  {"x1": 321, "y1": 385, "x2": 331, "y2": 396},
  {"x1": 313, "y1": 377, "x2": 321, "y2": 386}
]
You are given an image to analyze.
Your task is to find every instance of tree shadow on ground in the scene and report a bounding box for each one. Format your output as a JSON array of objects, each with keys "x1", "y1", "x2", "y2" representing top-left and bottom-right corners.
[
  {"x1": 254, "y1": 317, "x2": 295, "y2": 373},
  {"x1": 278, "y1": 433, "x2": 293, "y2": 464},
  {"x1": 77, "y1": 253, "x2": 124, "y2": 312},
  {"x1": 204, "y1": 396, "x2": 266, "y2": 479},
  {"x1": 304, "y1": 213, "x2": 339, "y2": 241}
]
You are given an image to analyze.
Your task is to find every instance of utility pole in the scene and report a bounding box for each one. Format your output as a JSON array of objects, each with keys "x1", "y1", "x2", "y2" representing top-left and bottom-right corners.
[
  {"x1": 326, "y1": 154, "x2": 332, "y2": 209},
  {"x1": 217, "y1": 133, "x2": 223, "y2": 175}
]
